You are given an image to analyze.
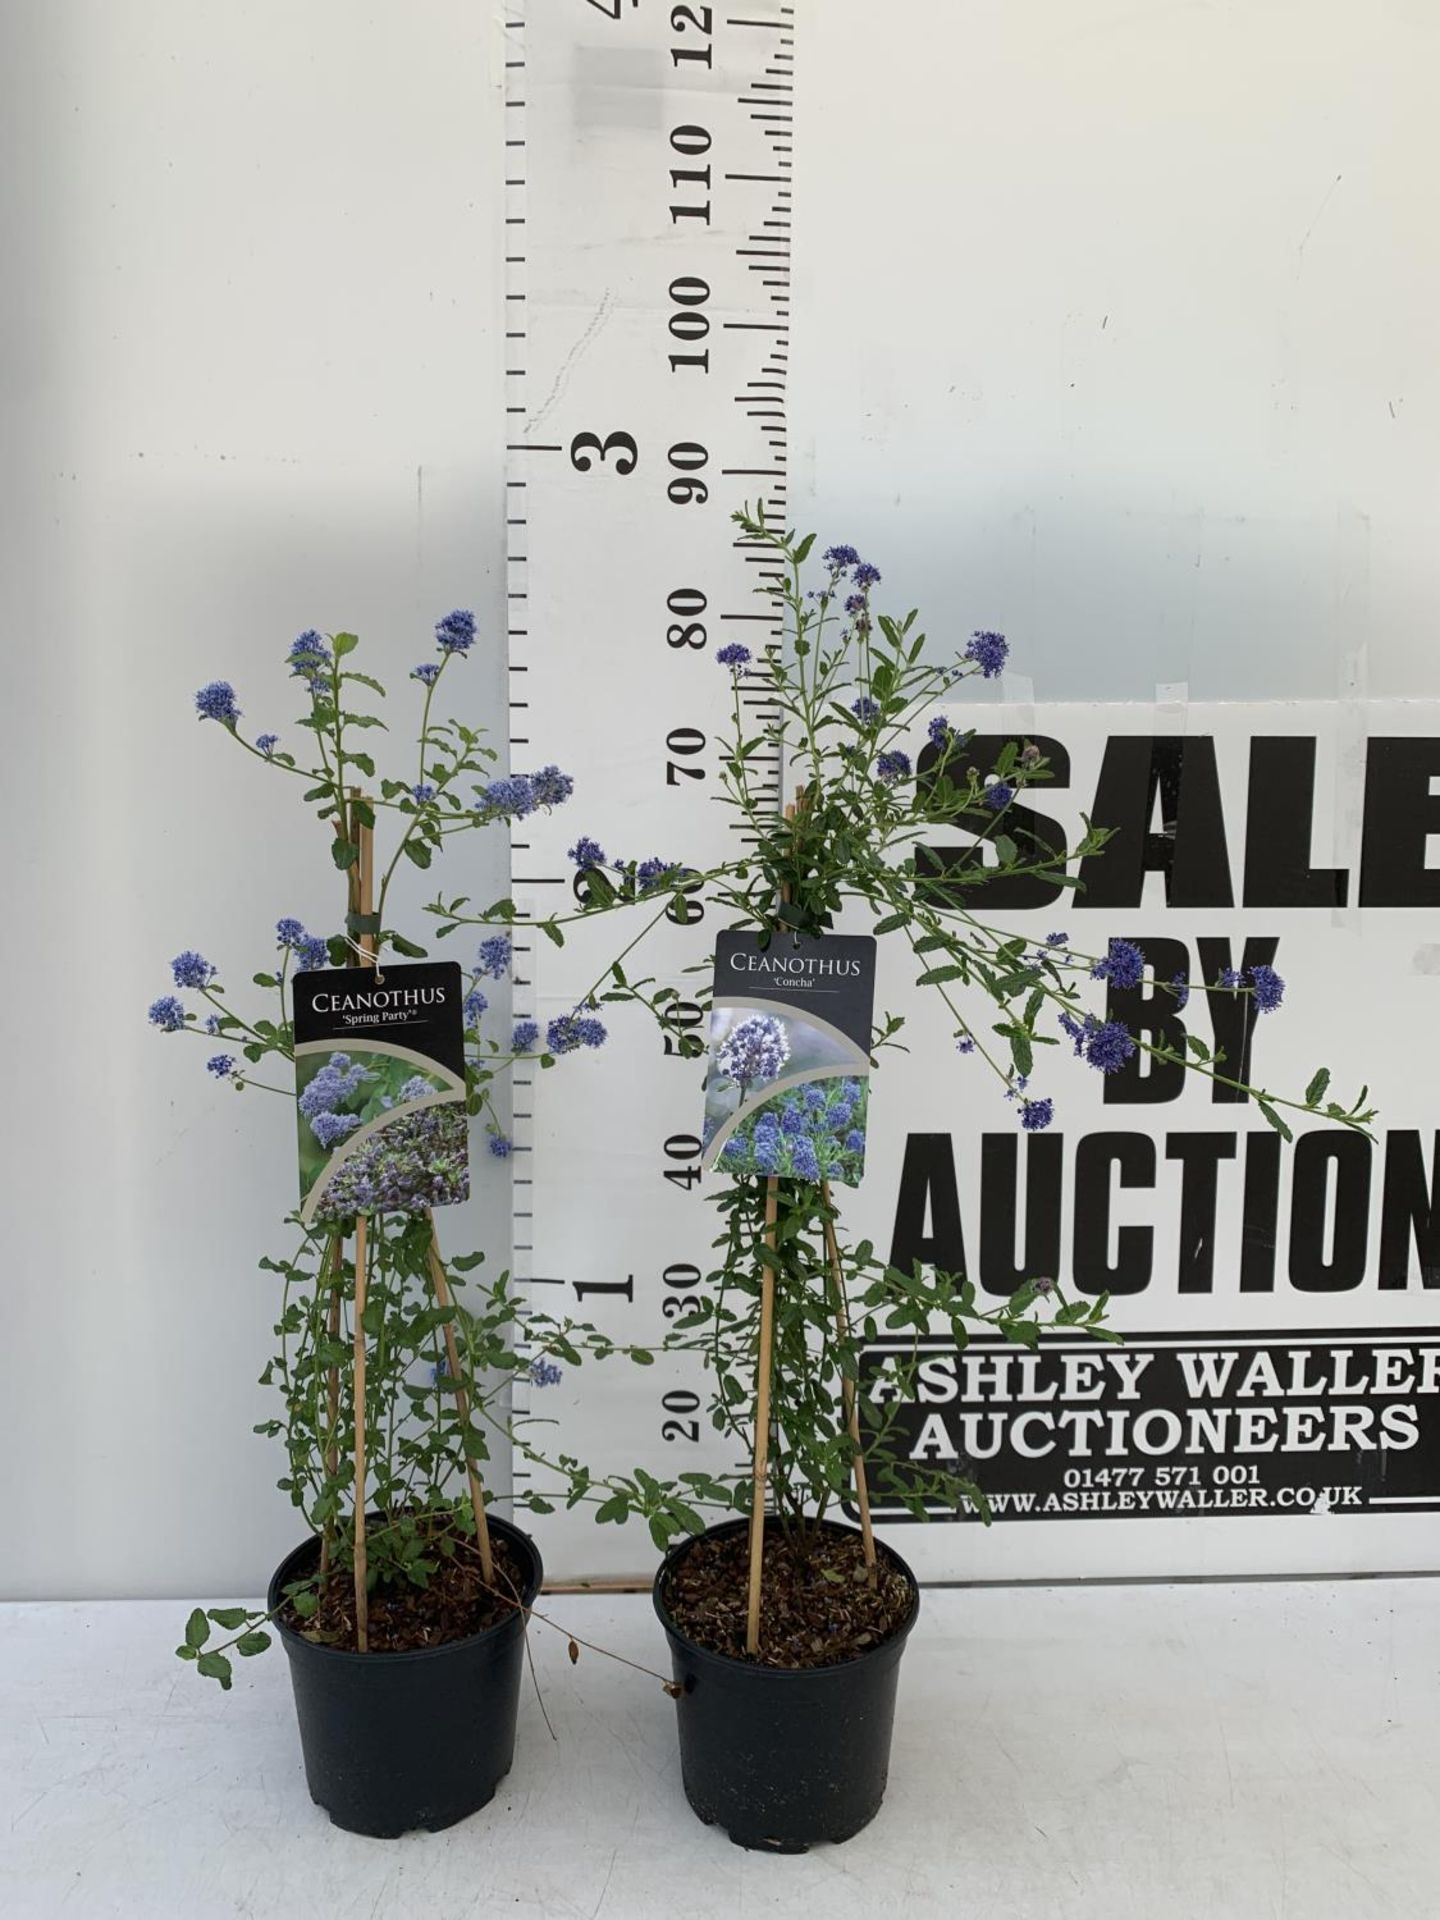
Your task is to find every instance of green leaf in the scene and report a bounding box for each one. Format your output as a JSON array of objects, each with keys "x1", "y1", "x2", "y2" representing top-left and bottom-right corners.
[
  {"x1": 348, "y1": 751, "x2": 375, "y2": 778},
  {"x1": 1305, "y1": 1067, "x2": 1331, "y2": 1108},
  {"x1": 542, "y1": 921, "x2": 565, "y2": 949},
  {"x1": 917, "y1": 964, "x2": 966, "y2": 986},
  {"x1": 235, "y1": 1631, "x2": 271, "y2": 1657},
  {"x1": 290, "y1": 1589, "x2": 319, "y2": 1620},
  {"x1": 1257, "y1": 1099, "x2": 1293, "y2": 1143},
  {"x1": 185, "y1": 1608, "x2": 210, "y2": 1650},
  {"x1": 332, "y1": 632, "x2": 359, "y2": 657},
  {"x1": 389, "y1": 932, "x2": 427, "y2": 959},
  {"x1": 206, "y1": 1607, "x2": 250, "y2": 1631},
  {"x1": 175, "y1": 1643, "x2": 198, "y2": 1662},
  {"x1": 331, "y1": 838, "x2": 359, "y2": 871},
  {"x1": 872, "y1": 912, "x2": 906, "y2": 935},
  {"x1": 196, "y1": 1651, "x2": 233, "y2": 1689},
  {"x1": 402, "y1": 839, "x2": 433, "y2": 869},
  {"x1": 1009, "y1": 1030, "x2": 1033, "y2": 1079}
]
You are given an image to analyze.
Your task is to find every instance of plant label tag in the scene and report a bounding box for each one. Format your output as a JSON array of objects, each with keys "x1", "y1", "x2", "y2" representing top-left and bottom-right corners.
[
  {"x1": 292, "y1": 961, "x2": 468, "y2": 1223},
  {"x1": 701, "y1": 932, "x2": 877, "y2": 1186}
]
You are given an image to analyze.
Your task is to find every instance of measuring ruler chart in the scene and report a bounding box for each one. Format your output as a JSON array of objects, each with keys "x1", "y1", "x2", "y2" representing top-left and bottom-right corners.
[{"x1": 504, "y1": 2, "x2": 798, "y2": 1577}]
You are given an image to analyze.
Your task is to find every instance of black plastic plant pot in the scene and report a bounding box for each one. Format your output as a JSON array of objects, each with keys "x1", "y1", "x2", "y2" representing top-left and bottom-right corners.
[
  {"x1": 653, "y1": 1518, "x2": 920, "y2": 1853},
  {"x1": 268, "y1": 1515, "x2": 542, "y2": 1838}
]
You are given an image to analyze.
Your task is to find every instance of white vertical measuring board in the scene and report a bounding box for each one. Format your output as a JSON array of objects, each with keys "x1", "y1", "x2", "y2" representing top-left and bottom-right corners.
[{"x1": 506, "y1": 1, "x2": 796, "y2": 1578}]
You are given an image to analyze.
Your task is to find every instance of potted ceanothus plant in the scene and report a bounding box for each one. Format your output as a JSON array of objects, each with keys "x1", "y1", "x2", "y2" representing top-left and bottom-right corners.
[
  {"x1": 435, "y1": 510, "x2": 1375, "y2": 1852},
  {"x1": 151, "y1": 617, "x2": 647, "y2": 1836}
]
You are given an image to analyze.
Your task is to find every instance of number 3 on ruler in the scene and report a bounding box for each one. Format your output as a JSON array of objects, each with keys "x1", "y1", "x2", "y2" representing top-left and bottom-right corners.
[{"x1": 569, "y1": 429, "x2": 638, "y2": 474}]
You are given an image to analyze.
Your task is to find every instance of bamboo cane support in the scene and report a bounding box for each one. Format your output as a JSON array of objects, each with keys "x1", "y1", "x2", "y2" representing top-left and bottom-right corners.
[
  {"x1": 351, "y1": 1211, "x2": 370, "y2": 1650},
  {"x1": 745, "y1": 1177, "x2": 781, "y2": 1656},
  {"x1": 319, "y1": 808, "x2": 362, "y2": 1582},
  {"x1": 350, "y1": 791, "x2": 377, "y2": 1650},
  {"x1": 317, "y1": 1234, "x2": 343, "y2": 1578},
  {"x1": 425, "y1": 1222, "x2": 495, "y2": 1586}
]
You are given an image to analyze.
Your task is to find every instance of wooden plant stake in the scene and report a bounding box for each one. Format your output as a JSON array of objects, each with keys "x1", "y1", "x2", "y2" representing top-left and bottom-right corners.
[
  {"x1": 820, "y1": 1179, "x2": 878, "y2": 1584},
  {"x1": 425, "y1": 1221, "x2": 495, "y2": 1587},
  {"x1": 745, "y1": 1177, "x2": 780, "y2": 1656},
  {"x1": 319, "y1": 809, "x2": 360, "y2": 1583},
  {"x1": 351, "y1": 1213, "x2": 370, "y2": 1650},
  {"x1": 317, "y1": 1233, "x2": 344, "y2": 1578},
  {"x1": 349, "y1": 790, "x2": 377, "y2": 1651}
]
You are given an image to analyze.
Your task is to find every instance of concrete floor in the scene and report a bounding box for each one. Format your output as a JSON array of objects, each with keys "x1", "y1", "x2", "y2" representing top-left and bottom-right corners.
[{"x1": 2, "y1": 1577, "x2": 1437, "y2": 1918}]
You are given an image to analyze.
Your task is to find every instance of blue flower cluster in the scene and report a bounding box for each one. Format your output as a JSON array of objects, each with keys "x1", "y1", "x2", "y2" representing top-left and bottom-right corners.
[
  {"x1": 852, "y1": 696, "x2": 881, "y2": 724},
  {"x1": 478, "y1": 765, "x2": 573, "y2": 821},
  {"x1": 195, "y1": 681, "x2": 241, "y2": 725},
  {"x1": 311, "y1": 1110, "x2": 362, "y2": 1149},
  {"x1": 256, "y1": 734, "x2": 279, "y2": 756},
  {"x1": 206, "y1": 1054, "x2": 236, "y2": 1079},
  {"x1": 299, "y1": 1052, "x2": 374, "y2": 1146},
  {"x1": 568, "y1": 836, "x2": 606, "y2": 870},
  {"x1": 1091, "y1": 938, "x2": 1146, "y2": 991},
  {"x1": 715, "y1": 643, "x2": 752, "y2": 672},
  {"x1": 529, "y1": 1357, "x2": 563, "y2": 1389},
  {"x1": 476, "y1": 934, "x2": 512, "y2": 980},
  {"x1": 984, "y1": 781, "x2": 1015, "y2": 811},
  {"x1": 1212, "y1": 963, "x2": 1284, "y2": 1011},
  {"x1": 637, "y1": 857, "x2": 680, "y2": 895},
  {"x1": 512, "y1": 1019, "x2": 540, "y2": 1053},
  {"x1": 435, "y1": 609, "x2": 477, "y2": 655},
  {"x1": 171, "y1": 950, "x2": 215, "y2": 989},
  {"x1": 716, "y1": 1013, "x2": 790, "y2": 1090},
  {"x1": 277, "y1": 919, "x2": 330, "y2": 971},
  {"x1": 148, "y1": 995, "x2": 187, "y2": 1032},
  {"x1": 719, "y1": 1077, "x2": 870, "y2": 1185},
  {"x1": 463, "y1": 986, "x2": 489, "y2": 1026},
  {"x1": 1020, "y1": 1097, "x2": 1054, "y2": 1132},
  {"x1": 965, "y1": 630, "x2": 1008, "y2": 678},
  {"x1": 1060, "y1": 1010, "x2": 1137, "y2": 1075},
  {"x1": 411, "y1": 663, "x2": 441, "y2": 687},
  {"x1": 288, "y1": 632, "x2": 330, "y2": 688},
  {"x1": 877, "y1": 750, "x2": 911, "y2": 786},
  {"x1": 546, "y1": 1012, "x2": 607, "y2": 1053},
  {"x1": 318, "y1": 1104, "x2": 469, "y2": 1220},
  {"x1": 1249, "y1": 963, "x2": 1285, "y2": 1013}
]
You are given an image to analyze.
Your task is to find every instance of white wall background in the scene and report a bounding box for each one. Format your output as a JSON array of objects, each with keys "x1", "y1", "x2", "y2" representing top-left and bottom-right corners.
[
  {"x1": 794, "y1": 0, "x2": 1440, "y2": 704},
  {"x1": 6, "y1": 0, "x2": 1439, "y2": 1598},
  {"x1": 0, "y1": 3, "x2": 512, "y2": 1599}
]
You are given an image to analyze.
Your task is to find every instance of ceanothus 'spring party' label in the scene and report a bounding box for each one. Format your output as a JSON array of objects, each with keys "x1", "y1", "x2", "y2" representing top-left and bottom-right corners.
[{"x1": 292, "y1": 962, "x2": 467, "y2": 1225}]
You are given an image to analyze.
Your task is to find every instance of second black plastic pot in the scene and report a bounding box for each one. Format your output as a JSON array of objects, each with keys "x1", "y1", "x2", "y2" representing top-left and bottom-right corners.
[
  {"x1": 654, "y1": 1518, "x2": 920, "y2": 1852},
  {"x1": 268, "y1": 1514, "x2": 542, "y2": 1838}
]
